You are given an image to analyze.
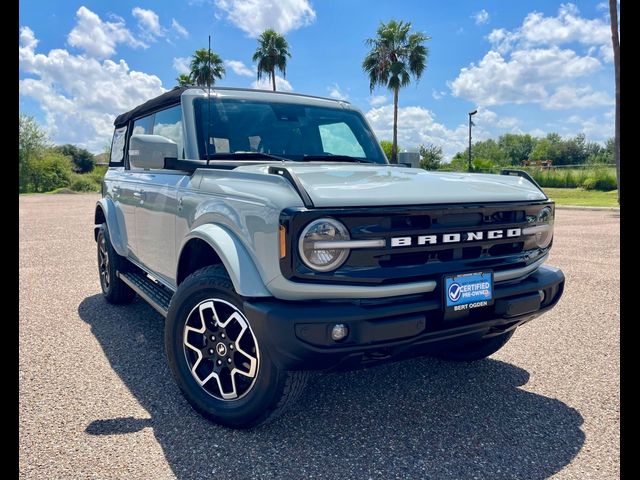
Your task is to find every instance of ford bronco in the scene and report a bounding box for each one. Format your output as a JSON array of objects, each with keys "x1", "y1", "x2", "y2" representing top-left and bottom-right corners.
[{"x1": 95, "y1": 86, "x2": 564, "y2": 428}]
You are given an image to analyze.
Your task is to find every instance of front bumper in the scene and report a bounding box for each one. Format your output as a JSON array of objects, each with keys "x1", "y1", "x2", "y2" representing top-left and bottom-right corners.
[{"x1": 244, "y1": 265, "x2": 565, "y2": 371}]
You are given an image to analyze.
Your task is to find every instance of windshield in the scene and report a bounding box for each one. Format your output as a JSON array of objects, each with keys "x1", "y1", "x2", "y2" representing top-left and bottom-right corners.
[{"x1": 193, "y1": 98, "x2": 387, "y2": 164}]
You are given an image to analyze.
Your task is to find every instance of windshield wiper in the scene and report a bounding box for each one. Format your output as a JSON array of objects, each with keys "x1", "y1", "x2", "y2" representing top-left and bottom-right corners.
[
  {"x1": 302, "y1": 154, "x2": 376, "y2": 164},
  {"x1": 205, "y1": 152, "x2": 289, "y2": 162}
]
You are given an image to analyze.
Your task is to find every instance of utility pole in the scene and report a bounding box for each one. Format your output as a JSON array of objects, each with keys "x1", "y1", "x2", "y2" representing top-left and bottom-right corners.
[{"x1": 468, "y1": 109, "x2": 477, "y2": 172}]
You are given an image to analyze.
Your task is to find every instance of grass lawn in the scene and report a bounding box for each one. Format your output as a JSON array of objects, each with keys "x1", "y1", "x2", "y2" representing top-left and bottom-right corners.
[{"x1": 543, "y1": 188, "x2": 619, "y2": 207}]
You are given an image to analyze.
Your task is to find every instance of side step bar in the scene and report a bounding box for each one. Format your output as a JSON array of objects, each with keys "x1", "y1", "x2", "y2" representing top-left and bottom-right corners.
[{"x1": 117, "y1": 271, "x2": 173, "y2": 317}]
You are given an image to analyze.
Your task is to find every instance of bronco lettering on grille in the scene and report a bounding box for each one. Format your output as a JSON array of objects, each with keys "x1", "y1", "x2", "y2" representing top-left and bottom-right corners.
[{"x1": 390, "y1": 228, "x2": 522, "y2": 247}]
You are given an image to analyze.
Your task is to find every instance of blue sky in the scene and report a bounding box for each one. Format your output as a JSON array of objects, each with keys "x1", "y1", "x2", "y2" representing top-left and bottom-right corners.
[{"x1": 19, "y1": 0, "x2": 617, "y2": 158}]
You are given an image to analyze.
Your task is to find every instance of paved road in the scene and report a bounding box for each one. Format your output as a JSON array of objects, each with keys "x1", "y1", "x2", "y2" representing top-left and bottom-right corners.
[{"x1": 19, "y1": 194, "x2": 619, "y2": 479}]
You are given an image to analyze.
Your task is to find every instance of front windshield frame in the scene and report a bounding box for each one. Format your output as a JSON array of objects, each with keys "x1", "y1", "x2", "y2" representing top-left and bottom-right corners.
[{"x1": 193, "y1": 97, "x2": 388, "y2": 164}]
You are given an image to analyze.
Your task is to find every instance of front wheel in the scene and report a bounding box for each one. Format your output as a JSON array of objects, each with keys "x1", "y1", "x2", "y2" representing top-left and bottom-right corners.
[
  {"x1": 433, "y1": 330, "x2": 515, "y2": 362},
  {"x1": 165, "y1": 265, "x2": 308, "y2": 428}
]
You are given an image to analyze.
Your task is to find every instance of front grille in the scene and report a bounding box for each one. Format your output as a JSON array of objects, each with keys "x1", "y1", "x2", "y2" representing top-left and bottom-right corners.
[{"x1": 280, "y1": 201, "x2": 552, "y2": 286}]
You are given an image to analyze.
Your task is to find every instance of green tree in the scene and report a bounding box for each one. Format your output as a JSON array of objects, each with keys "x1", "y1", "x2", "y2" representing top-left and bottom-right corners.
[
  {"x1": 189, "y1": 48, "x2": 225, "y2": 87},
  {"x1": 448, "y1": 152, "x2": 468, "y2": 171},
  {"x1": 529, "y1": 138, "x2": 551, "y2": 162},
  {"x1": 19, "y1": 114, "x2": 49, "y2": 192},
  {"x1": 498, "y1": 133, "x2": 536, "y2": 165},
  {"x1": 379, "y1": 140, "x2": 398, "y2": 161},
  {"x1": 418, "y1": 143, "x2": 443, "y2": 170},
  {"x1": 176, "y1": 73, "x2": 192, "y2": 86},
  {"x1": 252, "y1": 29, "x2": 291, "y2": 92},
  {"x1": 55, "y1": 144, "x2": 95, "y2": 173},
  {"x1": 363, "y1": 20, "x2": 429, "y2": 163},
  {"x1": 27, "y1": 151, "x2": 73, "y2": 193}
]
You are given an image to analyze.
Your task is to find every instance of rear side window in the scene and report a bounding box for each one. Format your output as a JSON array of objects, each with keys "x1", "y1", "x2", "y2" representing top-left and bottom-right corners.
[
  {"x1": 132, "y1": 115, "x2": 153, "y2": 135},
  {"x1": 109, "y1": 126, "x2": 127, "y2": 165},
  {"x1": 153, "y1": 105, "x2": 184, "y2": 159}
]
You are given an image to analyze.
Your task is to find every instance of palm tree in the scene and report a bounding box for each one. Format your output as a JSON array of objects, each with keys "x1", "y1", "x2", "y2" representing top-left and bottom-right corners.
[
  {"x1": 176, "y1": 73, "x2": 192, "y2": 86},
  {"x1": 189, "y1": 48, "x2": 225, "y2": 87},
  {"x1": 363, "y1": 20, "x2": 429, "y2": 163},
  {"x1": 609, "y1": 0, "x2": 620, "y2": 204},
  {"x1": 252, "y1": 29, "x2": 291, "y2": 91}
]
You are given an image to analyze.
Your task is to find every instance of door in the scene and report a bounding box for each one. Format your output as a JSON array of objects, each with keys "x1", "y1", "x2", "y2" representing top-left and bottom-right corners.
[{"x1": 132, "y1": 104, "x2": 188, "y2": 285}]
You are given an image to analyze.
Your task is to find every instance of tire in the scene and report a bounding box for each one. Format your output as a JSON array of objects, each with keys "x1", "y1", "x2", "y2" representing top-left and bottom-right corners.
[
  {"x1": 165, "y1": 265, "x2": 309, "y2": 429},
  {"x1": 434, "y1": 330, "x2": 515, "y2": 362},
  {"x1": 97, "y1": 223, "x2": 136, "y2": 304}
]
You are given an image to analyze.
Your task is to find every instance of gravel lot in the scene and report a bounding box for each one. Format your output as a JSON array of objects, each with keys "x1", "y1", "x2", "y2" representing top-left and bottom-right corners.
[{"x1": 19, "y1": 194, "x2": 619, "y2": 479}]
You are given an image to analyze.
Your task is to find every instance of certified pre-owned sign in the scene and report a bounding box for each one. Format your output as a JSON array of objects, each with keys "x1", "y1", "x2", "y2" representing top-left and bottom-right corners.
[{"x1": 390, "y1": 228, "x2": 522, "y2": 247}]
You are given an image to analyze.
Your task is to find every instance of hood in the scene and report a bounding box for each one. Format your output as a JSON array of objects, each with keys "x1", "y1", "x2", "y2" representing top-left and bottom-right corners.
[{"x1": 241, "y1": 164, "x2": 546, "y2": 207}]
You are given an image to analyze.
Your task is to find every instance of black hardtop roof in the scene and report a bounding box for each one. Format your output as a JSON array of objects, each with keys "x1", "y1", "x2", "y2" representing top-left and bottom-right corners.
[
  {"x1": 113, "y1": 86, "x2": 349, "y2": 127},
  {"x1": 114, "y1": 86, "x2": 188, "y2": 127}
]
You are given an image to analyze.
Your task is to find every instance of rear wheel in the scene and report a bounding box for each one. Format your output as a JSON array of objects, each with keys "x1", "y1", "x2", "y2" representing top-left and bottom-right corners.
[
  {"x1": 434, "y1": 330, "x2": 515, "y2": 362},
  {"x1": 97, "y1": 223, "x2": 136, "y2": 304},
  {"x1": 165, "y1": 265, "x2": 309, "y2": 428}
]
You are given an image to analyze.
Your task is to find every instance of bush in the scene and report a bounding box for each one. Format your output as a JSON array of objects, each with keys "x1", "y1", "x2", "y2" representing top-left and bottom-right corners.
[
  {"x1": 582, "y1": 177, "x2": 597, "y2": 190},
  {"x1": 86, "y1": 165, "x2": 107, "y2": 183},
  {"x1": 70, "y1": 174, "x2": 99, "y2": 192},
  {"x1": 26, "y1": 152, "x2": 73, "y2": 192},
  {"x1": 526, "y1": 166, "x2": 616, "y2": 191}
]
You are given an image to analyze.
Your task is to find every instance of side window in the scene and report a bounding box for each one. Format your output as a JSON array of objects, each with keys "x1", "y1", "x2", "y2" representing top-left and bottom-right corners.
[
  {"x1": 153, "y1": 105, "x2": 185, "y2": 159},
  {"x1": 318, "y1": 122, "x2": 366, "y2": 157},
  {"x1": 109, "y1": 126, "x2": 127, "y2": 165},
  {"x1": 132, "y1": 114, "x2": 153, "y2": 135}
]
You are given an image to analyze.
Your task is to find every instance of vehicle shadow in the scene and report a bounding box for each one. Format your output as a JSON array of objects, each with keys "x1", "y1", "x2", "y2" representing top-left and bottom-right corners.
[{"x1": 79, "y1": 294, "x2": 584, "y2": 480}]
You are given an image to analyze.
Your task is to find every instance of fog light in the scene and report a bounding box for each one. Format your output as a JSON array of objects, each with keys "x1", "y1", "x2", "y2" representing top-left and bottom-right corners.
[
  {"x1": 539, "y1": 290, "x2": 546, "y2": 303},
  {"x1": 331, "y1": 324, "x2": 348, "y2": 341}
]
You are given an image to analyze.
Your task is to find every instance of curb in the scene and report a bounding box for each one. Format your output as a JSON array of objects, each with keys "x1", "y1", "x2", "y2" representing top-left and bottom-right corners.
[{"x1": 555, "y1": 205, "x2": 620, "y2": 212}]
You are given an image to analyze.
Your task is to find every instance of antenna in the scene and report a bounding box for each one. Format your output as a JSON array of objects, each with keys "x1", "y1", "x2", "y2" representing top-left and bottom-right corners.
[{"x1": 206, "y1": 34, "x2": 212, "y2": 166}]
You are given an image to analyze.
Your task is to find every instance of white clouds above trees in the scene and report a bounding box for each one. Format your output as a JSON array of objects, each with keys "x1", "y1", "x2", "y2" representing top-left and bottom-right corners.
[
  {"x1": 214, "y1": 0, "x2": 316, "y2": 37},
  {"x1": 67, "y1": 6, "x2": 147, "y2": 58}
]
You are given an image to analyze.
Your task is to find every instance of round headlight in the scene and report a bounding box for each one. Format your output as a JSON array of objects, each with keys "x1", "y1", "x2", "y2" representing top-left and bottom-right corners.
[
  {"x1": 537, "y1": 206, "x2": 554, "y2": 224},
  {"x1": 298, "y1": 218, "x2": 350, "y2": 272},
  {"x1": 534, "y1": 206, "x2": 554, "y2": 248}
]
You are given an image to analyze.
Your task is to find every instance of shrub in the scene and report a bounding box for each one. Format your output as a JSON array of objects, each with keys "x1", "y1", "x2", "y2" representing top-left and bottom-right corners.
[
  {"x1": 86, "y1": 165, "x2": 108, "y2": 183},
  {"x1": 582, "y1": 177, "x2": 597, "y2": 190},
  {"x1": 27, "y1": 152, "x2": 73, "y2": 192},
  {"x1": 70, "y1": 174, "x2": 99, "y2": 192}
]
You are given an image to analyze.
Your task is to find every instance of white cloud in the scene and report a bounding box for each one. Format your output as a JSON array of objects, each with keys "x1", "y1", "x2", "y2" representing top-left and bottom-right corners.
[
  {"x1": 472, "y1": 9, "x2": 490, "y2": 25},
  {"x1": 20, "y1": 26, "x2": 165, "y2": 152},
  {"x1": 132, "y1": 7, "x2": 163, "y2": 40},
  {"x1": 173, "y1": 56, "x2": 191, "y2": 74},
  {"x1": 369, "y1": 95, "x2": 388, "y2": 106},
  {"x1": 431, "y1": 89, "x2": 447, "y2": 100},
  {"x1": 224, "y1": 59, "x2": 254, "y2": 77},
  {"x1": 214, "y1": 0, "x2": 316, "y2": 37},
  {"x1": 596, "y1": 2, "x2": 609, "y2": 10},
  {"x1": 487, "y1": 3, "x2": 611, "y2": 61},
  {"x1": 67, "y1": 6, "x2": 146, "y2": 58},
  {"x1": 474, "y1": 108, "x2": 520, "y2": 129},
  {"x1": 561, "y1": 114, "x2": 612, "y2": 141},
  {"x1": 599, "y1": 43, "x2": 614, "y2": 63},
  {"x1": 365, "y1": 105, "x2": 474, "y2": 160},
  {"x1": 450, "y1": 47, "x2": 605, "y2": 108},
  {"x1": 543, "y1": 85, "x2": 612, "y2": 110},
  {"x1": 327, "y1": 83, "x2": 348, "y2": 100},
  {"x1": 251, "y1": 75, "x2": 293, "y2": 91},
  {"x1": 171, "y1": 18, "x2": 189, "y2": 38}
]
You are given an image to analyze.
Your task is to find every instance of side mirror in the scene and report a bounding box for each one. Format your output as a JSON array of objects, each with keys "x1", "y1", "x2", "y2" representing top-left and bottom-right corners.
[{"x1": 129, "y1": 134, "x2": 178, "y2": 170}]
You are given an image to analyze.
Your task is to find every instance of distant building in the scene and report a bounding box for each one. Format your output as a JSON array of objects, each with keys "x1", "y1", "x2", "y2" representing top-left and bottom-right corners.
[{"x1": 398, "y1": 151, "x2": 420, "y2": 168}]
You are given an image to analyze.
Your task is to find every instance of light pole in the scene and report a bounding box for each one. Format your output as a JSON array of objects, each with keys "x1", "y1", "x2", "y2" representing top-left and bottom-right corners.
[{"x1": 468, "y1": 109, "x2": 477, "y2": 172}]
